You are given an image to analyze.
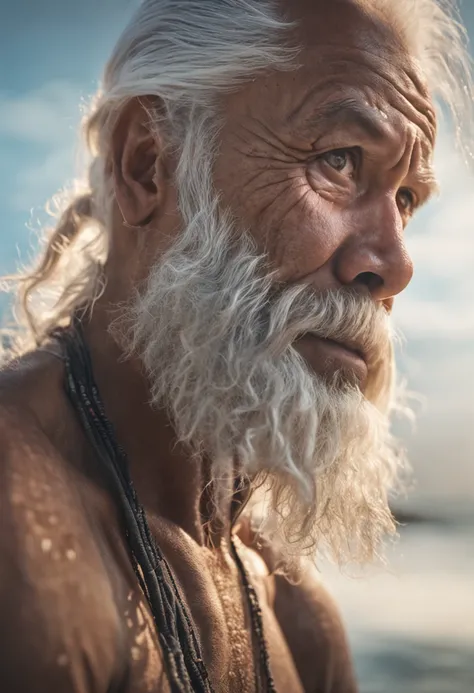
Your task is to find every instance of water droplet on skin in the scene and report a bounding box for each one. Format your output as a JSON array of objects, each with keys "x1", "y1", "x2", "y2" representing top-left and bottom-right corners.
[
  {"x1": 57, "y1": 654, "x2": 68, "y2": 667},
  {"x1": 65, "y1": 549, "x2": 76, "y2": 561},
  {"x1": 126, "y1": 618, "x2": 133, "y2": 629},
  {"x1": 131, "y1": 646, "x2": 140, "y2": 661},
  {"x1": 29, "y1": 481, "x2": 42, "y2": 499},
  {"x1": 136, "y1": 607, "x2": 145, "y2": 627},
  {"x1": 41, "y1": 538, "x2": 52, "y2": 553}
]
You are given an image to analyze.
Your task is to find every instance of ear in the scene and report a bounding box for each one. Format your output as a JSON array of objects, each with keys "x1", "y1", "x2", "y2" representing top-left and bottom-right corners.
[{"x1": 111, "y1": 97, "x2": 166, "y2": 228}]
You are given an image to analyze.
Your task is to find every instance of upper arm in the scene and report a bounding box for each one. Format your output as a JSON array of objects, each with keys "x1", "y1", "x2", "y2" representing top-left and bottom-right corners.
[
  {"x1": 0, "y1": 575, "x2": 108, "y2": 693},
  {"x1": 273, "y1": 571, "x2": 358, "y2": 693},
  {"x1": 0, "y1": 405, "x2": 124, "y2": 693}
]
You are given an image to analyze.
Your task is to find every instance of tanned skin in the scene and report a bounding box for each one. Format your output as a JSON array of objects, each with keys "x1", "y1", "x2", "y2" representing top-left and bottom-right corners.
[{"x1": 0, "y1": 0, "x2": 436, "y2": 691}]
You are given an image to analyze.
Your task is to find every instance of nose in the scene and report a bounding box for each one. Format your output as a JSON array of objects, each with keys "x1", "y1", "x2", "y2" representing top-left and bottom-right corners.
[{"x1": 334, "y1": 195, "x2": 414, "y2": 300}]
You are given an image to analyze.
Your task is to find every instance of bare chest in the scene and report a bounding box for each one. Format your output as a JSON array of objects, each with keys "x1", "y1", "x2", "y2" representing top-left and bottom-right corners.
[{"x1": 112, "y1": 523, "x2": 304, "y2": 693}]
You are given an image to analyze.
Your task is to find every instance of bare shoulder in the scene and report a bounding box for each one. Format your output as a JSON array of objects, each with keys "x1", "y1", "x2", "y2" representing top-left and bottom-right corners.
[
  {"x1": 237, "y1": 524, "x2": 358, "y2": 693},
  {"x1": 0, "y1": 345, "x2": 67, "y2": 434},
  {"x1": 272, "y1": 569, "x2": 358, "y2": 693},
  {"x1": 0, "y1": 351, "x2": 125, "y2": 692}
]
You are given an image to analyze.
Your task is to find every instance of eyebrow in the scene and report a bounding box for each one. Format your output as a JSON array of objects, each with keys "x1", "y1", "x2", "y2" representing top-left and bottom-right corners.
[
  {"x1": 294, "y1": 97, "x2": 440, "y2": 199},
  {"x1": 413, "y1": 171, "x2": 440, "y2": 203},
  {"x1": 302, "y1": 97, "x2": 389, "y2": 140}
]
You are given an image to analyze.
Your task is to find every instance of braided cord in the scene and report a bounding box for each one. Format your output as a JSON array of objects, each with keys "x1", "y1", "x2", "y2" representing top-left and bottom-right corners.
[{"x1": 57, "y1": 318, "x2": 275, "y2": 692}]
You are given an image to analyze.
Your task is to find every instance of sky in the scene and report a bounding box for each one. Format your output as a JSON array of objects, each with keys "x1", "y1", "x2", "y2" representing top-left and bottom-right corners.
[{"x1": 1, "y1": 0, "x2": 473, "y2": 507}]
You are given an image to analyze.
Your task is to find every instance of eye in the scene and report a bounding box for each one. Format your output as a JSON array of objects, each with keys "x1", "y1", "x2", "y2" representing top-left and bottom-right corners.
[
  {"x1": 320, "y1": 148, "x2": 358, "y2": 178},
  {"x1": 397, "y1": 188, "x2": 417, "y2": 214}
]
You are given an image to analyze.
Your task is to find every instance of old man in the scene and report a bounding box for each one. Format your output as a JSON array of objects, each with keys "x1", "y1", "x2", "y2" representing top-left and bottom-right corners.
[{"x1": 0, "y1": 0, "x2": 471, "y2": 691}]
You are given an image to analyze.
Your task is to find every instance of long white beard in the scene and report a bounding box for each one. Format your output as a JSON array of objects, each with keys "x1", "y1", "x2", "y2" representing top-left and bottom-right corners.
[{"x1": 116, "y1": 119, "x2": 406, "y2": 568}]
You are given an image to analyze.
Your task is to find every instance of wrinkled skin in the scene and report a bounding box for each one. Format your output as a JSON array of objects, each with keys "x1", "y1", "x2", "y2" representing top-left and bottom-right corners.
[
  {"x1": 0, "y1": 1, "x2": 436, "y2": 691},
  {"x1": 215, "y1": 1, "x2": 436, "y2": 297}
]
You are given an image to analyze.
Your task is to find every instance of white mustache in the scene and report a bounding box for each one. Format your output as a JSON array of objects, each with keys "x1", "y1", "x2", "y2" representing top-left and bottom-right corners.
[{"x1": 233, "y1": 284, "x2": 391, "y2": 372}]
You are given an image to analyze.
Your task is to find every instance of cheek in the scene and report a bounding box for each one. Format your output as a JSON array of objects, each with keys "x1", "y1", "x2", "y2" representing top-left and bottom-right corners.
[
  {"x1": 258, "y1": 181, "x2": 350, "y2": 282},
  {"x1": 214, "y1": 149, "x2": 350, "y2": 282}
]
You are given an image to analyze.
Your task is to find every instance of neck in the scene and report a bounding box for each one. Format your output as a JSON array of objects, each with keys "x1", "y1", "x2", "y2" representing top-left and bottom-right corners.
[{"x1": 81, "y1": 300, "x2": 245, "y2": 547}]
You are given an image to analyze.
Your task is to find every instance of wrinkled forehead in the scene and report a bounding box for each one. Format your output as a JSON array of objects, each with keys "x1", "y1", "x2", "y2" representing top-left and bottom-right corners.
[
  {"x1": 221, "y1": 0, "x2": 436, "y2": 150},
  {"x1": 279, "y1": 0, "x2": 433, "y2": 98},
  {"x1": 280, "y1": 0, "x2": 408, "y2": 50}
]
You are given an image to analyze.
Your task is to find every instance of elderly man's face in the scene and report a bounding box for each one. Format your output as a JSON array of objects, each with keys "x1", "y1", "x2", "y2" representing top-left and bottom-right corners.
[
  {"x1": 114, "y1": 0, "x2": 438, "y2": 392},
  {"x1": 113, "y1": 0, "x2": 438, "y2": 562},
  {"x1": 214, "y1": 0, "x2": 437, "y2": 361}
]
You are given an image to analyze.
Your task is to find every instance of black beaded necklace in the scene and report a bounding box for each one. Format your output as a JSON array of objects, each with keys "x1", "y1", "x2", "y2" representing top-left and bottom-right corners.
[{"x1": 57, "y1": 318, "x2": 276, "y2": 693}]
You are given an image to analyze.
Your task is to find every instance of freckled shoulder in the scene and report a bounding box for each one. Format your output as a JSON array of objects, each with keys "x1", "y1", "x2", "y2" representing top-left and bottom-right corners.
[{"x1": 0, "y1": 355, "x2": 126, "y2": 693}]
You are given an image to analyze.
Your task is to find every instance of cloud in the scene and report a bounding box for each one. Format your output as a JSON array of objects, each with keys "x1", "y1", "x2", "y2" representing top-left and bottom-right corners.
[
  {"x1": 12, "y1": 145, "x2": 78, "y2": 214},
  {"x1": 0, "y1": 81, "x2": 84, "y2": 145},
  {"x1": 393, "y1": 133, "x2": 474, "y2": 340},
  {"x1": 0, "y1": 80, "x2": 90, "y2": 211}
]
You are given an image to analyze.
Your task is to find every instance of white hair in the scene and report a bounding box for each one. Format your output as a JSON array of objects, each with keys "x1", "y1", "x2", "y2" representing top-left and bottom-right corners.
[{"x1": 1, "y1": 0, "x2": 472, "y2": 351}]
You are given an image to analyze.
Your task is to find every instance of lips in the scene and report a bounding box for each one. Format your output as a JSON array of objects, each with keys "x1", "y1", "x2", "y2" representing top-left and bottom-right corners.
[
  {"x1": 293, "y1": 332, "x2": 369, "y2": 387},
  {"x1": 305, "y1": 333, "x2": 367, "y2": 364}
]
